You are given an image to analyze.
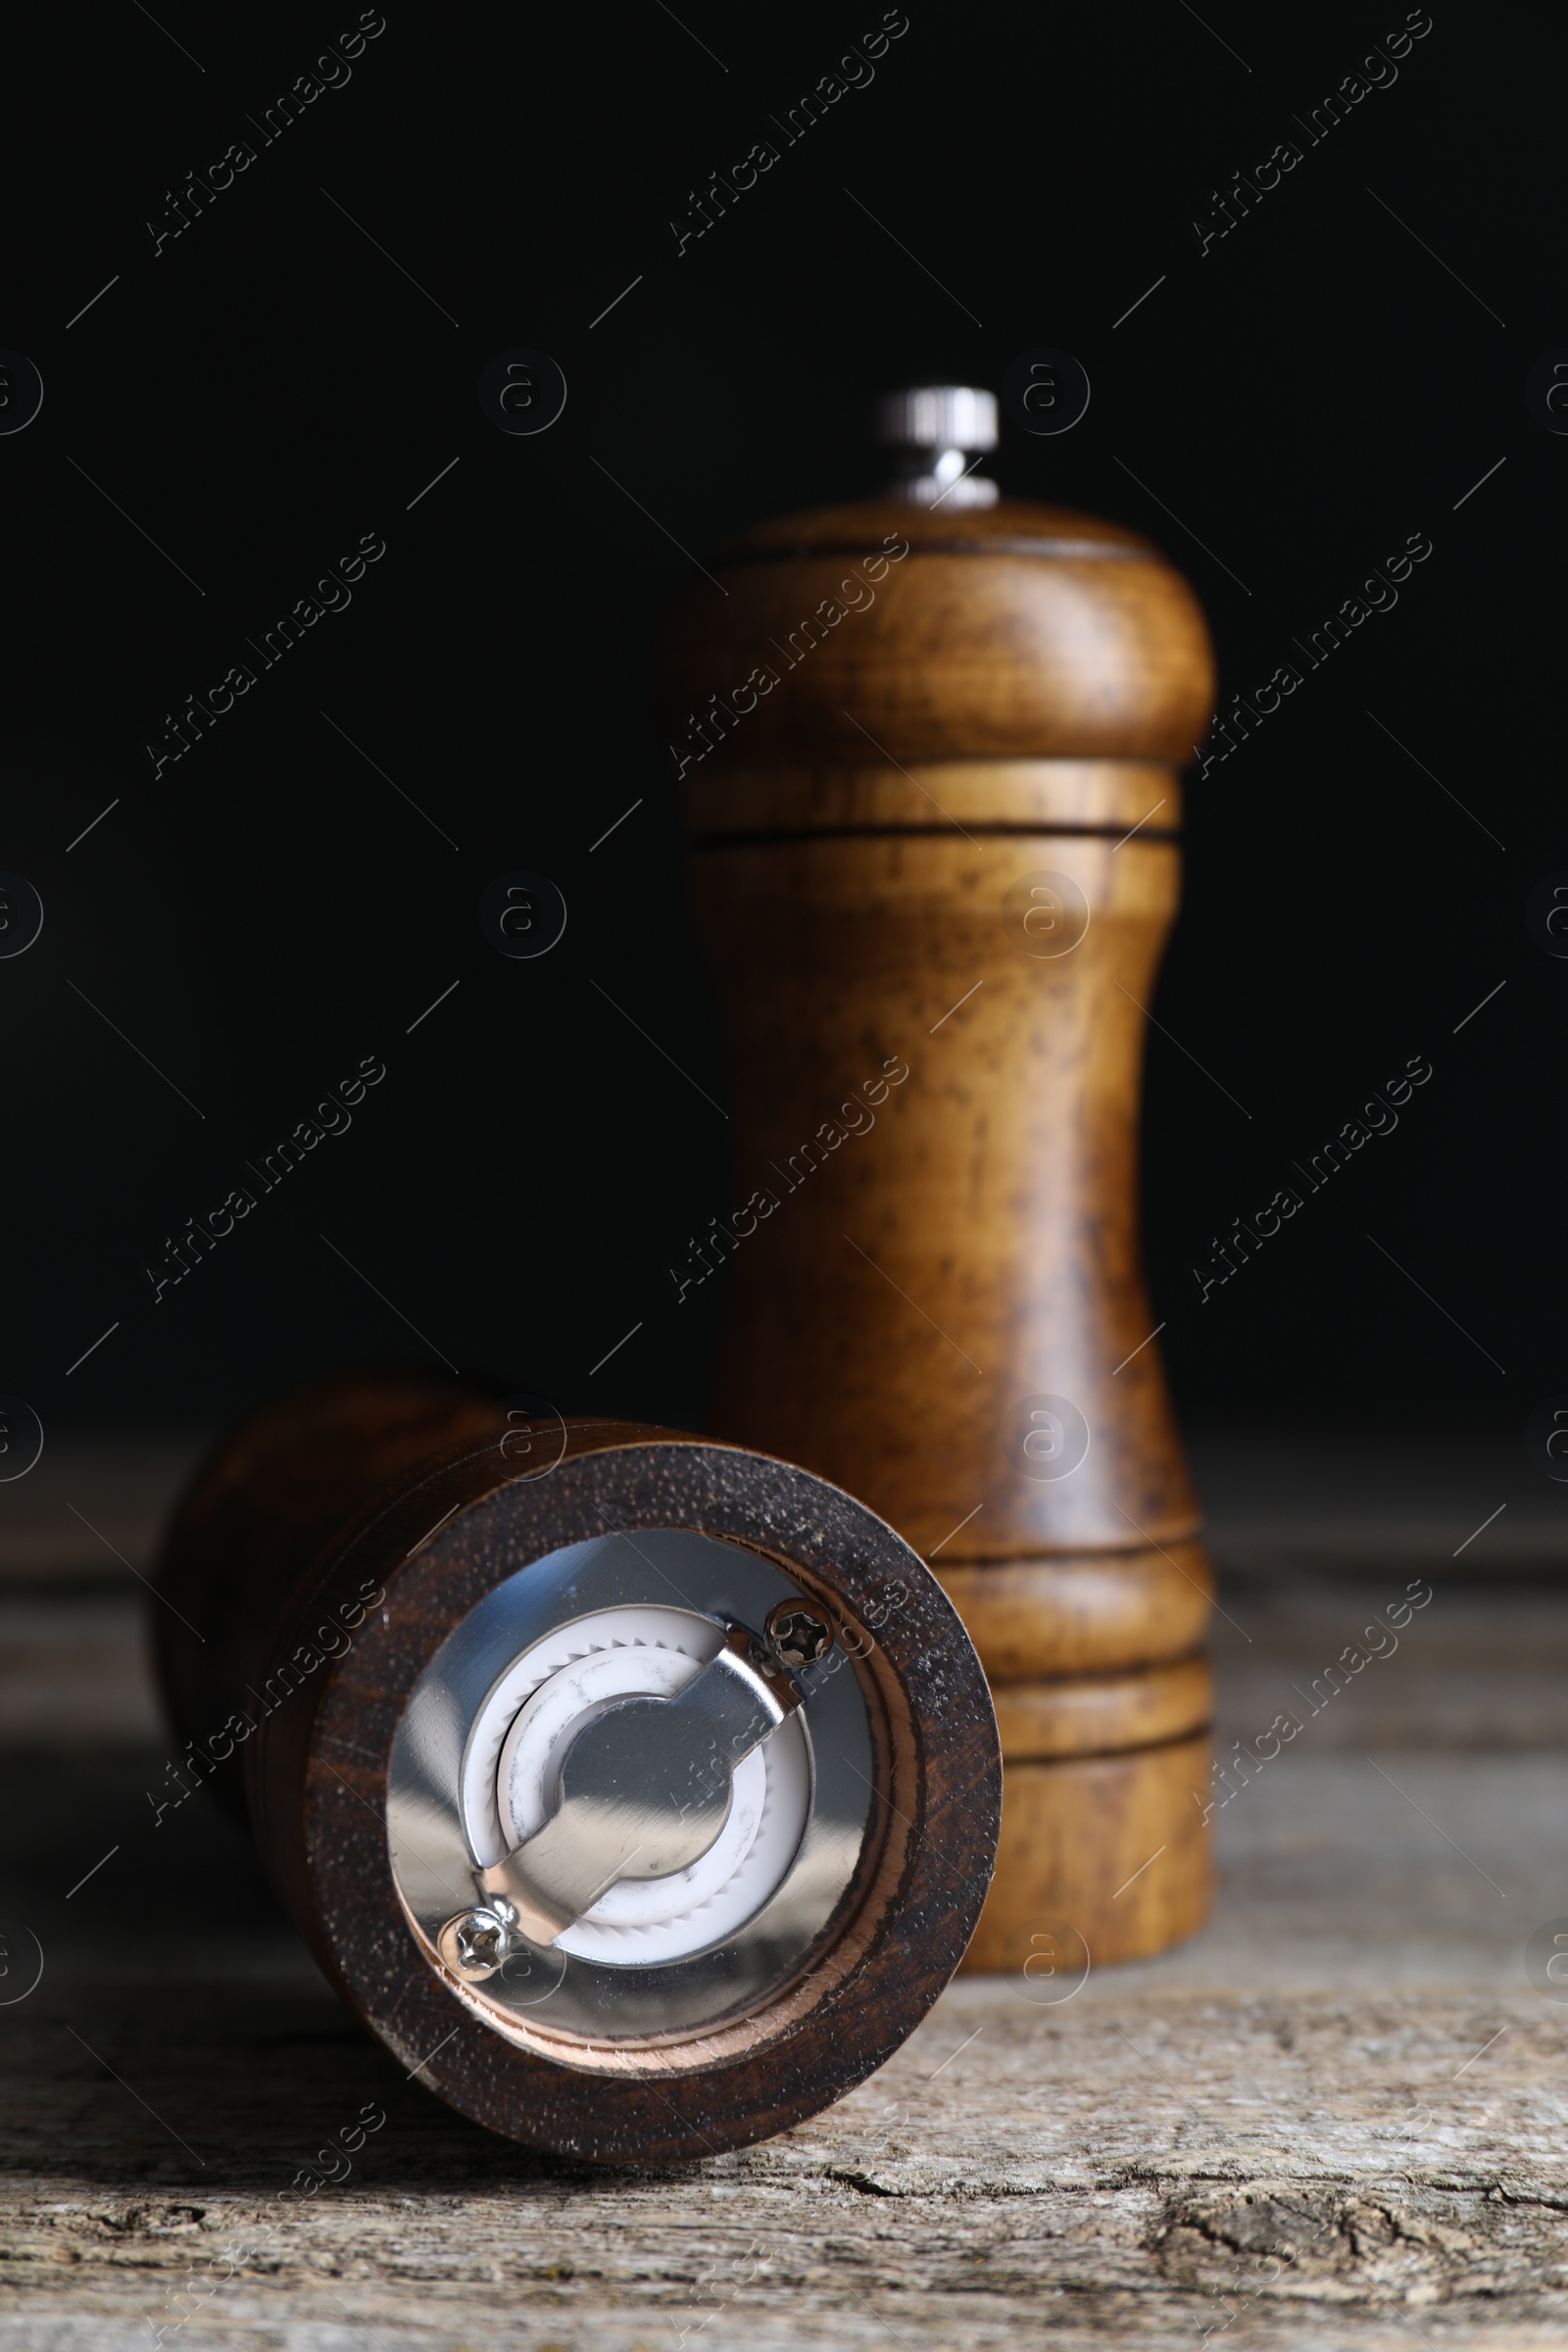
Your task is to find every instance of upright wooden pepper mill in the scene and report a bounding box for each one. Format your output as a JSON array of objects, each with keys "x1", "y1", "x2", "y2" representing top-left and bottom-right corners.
[{"x1": 662, "y1": 384, "x2": 1217, "y2": 1967}]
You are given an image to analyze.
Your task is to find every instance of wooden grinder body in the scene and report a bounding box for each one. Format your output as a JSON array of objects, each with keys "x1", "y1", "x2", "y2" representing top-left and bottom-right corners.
[
  {"x1": 152, "y1": 1373, "x2": 1001, "y2": 2159},
  {"x1": 662, "y1": 496, "x2": 1217, "y2": 1965}
]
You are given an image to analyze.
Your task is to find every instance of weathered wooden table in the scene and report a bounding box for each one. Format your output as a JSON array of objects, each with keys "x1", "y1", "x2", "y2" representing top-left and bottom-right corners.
[{"x1": 2, "y1": 1428, "x2": 1565, "y2": 2347}]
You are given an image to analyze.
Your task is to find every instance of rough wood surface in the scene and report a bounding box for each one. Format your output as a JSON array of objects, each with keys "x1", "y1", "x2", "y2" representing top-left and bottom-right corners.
[
  {"x1": 2, "y1": 1441, "x2": 1564, "y2": 2345},
  {"x1": 5, "y1": 1954, "x2": 1567, "y2": 2348}
]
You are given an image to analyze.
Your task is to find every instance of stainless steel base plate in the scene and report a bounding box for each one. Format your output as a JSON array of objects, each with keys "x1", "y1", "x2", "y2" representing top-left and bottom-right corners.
[{"x1": 387, "y1": 1528, "x2": 876, "y2": 2042}]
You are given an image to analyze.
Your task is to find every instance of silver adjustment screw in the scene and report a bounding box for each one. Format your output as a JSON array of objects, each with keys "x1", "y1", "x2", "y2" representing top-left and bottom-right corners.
[
  {"x1": 437, "y1": 1906, "x2": 513, "y2": 1981},
  {"x1": 765, "y1": 1599, "x2": 835, "y2": 1669},
  {"x1": 877, "y1": 384, "x2": 1000, "y2": 510}
]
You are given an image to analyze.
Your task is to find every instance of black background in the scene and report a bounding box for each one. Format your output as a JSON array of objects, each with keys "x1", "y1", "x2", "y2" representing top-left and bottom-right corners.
[{"x1": 0, "y1": 0, "x2": 1556, "y2": 1444}]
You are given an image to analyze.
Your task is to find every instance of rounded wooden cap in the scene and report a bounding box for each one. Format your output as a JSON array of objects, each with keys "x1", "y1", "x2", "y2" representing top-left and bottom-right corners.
[{"x1": 661, "y1": 495, "x2": 1215, "y2": 767}]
